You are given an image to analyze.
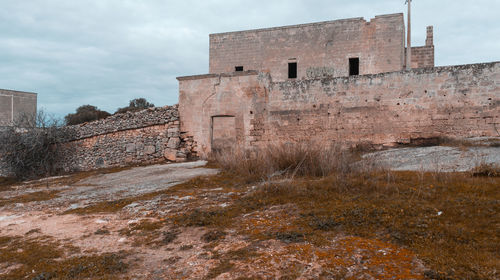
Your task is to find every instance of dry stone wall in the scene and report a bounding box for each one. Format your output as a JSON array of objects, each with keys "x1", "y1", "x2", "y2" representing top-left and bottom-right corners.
[
  {"x1": 0, "y1": 105, "x2": 197, "y2": 177},
  {"x1": 61, "y1": 105, "x2": 197, "y2": 172}
]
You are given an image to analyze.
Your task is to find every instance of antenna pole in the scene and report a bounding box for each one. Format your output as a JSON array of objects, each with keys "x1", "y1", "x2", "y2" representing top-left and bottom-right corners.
[{"x1": 406, "y1": 0, "x2": 412, "y2": 70}]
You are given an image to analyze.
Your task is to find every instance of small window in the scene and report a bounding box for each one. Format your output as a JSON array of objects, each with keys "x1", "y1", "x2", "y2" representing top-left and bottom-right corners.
[
  {"x1": 288, "y1": 62, "x2": 297, "y2": 79},
  {"x1": 349, "y1": 58, "x2": 359, "y2": 76},
  {"x1": 235, "y1": 66, "x2": 244, "y2": 72}
]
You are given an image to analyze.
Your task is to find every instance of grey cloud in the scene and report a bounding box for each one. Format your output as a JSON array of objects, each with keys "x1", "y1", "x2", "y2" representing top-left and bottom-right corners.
[{"x1": 0, "y1": 0, "x2": 498, "y2": 118}]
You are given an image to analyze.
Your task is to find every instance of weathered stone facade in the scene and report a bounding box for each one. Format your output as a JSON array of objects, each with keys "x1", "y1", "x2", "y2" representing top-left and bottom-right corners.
[
  {"x1": 177, "y1": 12, "x2": 455, "y2": 157},
  {"x1": 209, "y1": 13, "x2": 433, "y2": 81},
  {"x1": 406, "y1": 26, "x2": 434, "y2": 69},
  {"x1": 0, "y1": 89, "x2": 37, "y2": 127},
  {"x1": 179, "y1": 62, "x2": 500, "y2": 157}
]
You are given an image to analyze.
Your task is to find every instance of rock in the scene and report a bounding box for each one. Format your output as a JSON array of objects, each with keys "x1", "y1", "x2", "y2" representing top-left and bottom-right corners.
[
  {"x1": 144, "y1": 145, "x2": 156, "y2": 155},
  {"x1": 175, "y1": 157, "x2": 187, "y2": 163},
  {"x1": 167, "y1": 137, "x2": 181, "y2": 149},
  {"x1": 164, "y1": 148, "x2": 177, "y2": 161},
  {"x1": 176, "y1": 151, "x2": 187, "y2": 158},
  {"x1": 125, "y1": 143, "x2": 136, "y2": 153},
  {"x1": 167, "y1": 126, "x2": 180, "y2": 137}
]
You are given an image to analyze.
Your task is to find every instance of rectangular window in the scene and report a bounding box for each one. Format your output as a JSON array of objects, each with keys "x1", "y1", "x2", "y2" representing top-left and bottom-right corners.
[
  {"x1": 288, "y1": 62, "x2": 297, "y2": 79},
  {"x1": 235, "y1": 66, "x2": 244, "y2": 72},
  {"x1": 349, "y1": 58, "x2": 359, "y2": 76}
]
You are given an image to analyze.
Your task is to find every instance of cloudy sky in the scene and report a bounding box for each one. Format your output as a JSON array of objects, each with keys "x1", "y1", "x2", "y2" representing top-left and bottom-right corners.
[{"x1": 1, "y1": 0, "x2": 499, "y2": 118}]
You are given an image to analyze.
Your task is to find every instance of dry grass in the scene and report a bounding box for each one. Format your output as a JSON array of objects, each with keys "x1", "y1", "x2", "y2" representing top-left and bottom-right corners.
[
  {"x1": 472, "y1": 162, "x2": 500, "y2": 177},
  {"x1": 174, "y1": 144, "x2": 500, "y2": 280},
  {"x1": 0, "y1": 235, "x2": 128, "y2": 279},
  {"x1": 211, "y1": 142, "x2": 356, "y2": 182},
  {"x1": 0, "y1": 190, "x2": 61, "y2": 207},
  {"x1": 0, "y1": 177, "x2": 18, "y2": 192}
]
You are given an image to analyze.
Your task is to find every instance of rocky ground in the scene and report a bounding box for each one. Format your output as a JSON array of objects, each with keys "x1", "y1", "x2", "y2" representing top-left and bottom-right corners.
[
  {"x1": 364, "y1": 145, "x2": 500, "y2": 172},
  {"x1": 0, "y1": 146, "x2": 498, "y2": 279}
]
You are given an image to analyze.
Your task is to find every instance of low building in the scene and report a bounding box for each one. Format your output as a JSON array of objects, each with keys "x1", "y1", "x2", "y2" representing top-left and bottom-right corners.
[{"x1": 0, "y1": 89, "x2": 37, "y2": 127}]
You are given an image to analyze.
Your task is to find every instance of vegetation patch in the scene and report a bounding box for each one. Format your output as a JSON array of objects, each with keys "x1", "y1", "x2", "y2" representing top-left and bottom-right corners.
[
  {"x1": 205, "y1": 246, "x2": 261, "y2": 279},
  {"x1": 0, "y1": 177, "x2": 17, "y2": 192},
  {"x1": 0, "y1": 190, "x2": 61, "y2": 207},
  {"x1": 471, "y1": 163, "x2": 500, "y2": 177},
  {"x1": 274, "y1": 231, "x2": 306, "y2": 244},
  {"x1": 201, "y1": 230, "x2": 226, "y2": 243},
  {"x1": 0, "y1": 235, "x2": 129, "y2": 279},
  {"x1": 117, "y1": 219, "x2": 171, "y2": 247},
  {"x1": 189, "y1": 144, "x2": 500, "y2": 279},
  {"x1": 162, "y1": 230, "x2": 179, "y2": 245}
]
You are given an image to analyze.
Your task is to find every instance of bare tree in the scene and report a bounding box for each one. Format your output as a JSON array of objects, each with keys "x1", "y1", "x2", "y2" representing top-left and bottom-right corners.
[{"x1": 0, "y1": 110, "x2": 72, "y2": 179}]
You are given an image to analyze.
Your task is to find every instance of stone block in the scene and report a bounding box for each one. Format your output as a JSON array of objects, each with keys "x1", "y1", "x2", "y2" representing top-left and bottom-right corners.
[
  {"x1": 167, "y1": 137, "x2": 181, "y2": 149},
  {"x1": 144, "y1": 145, "x2": 156, "y2": 155},
  {"x1": 163, "y1": 148, "x2": 177, "y2": 161},
  {"x1": 125, "y1": 143, "x2": 136, "y2": 153}
]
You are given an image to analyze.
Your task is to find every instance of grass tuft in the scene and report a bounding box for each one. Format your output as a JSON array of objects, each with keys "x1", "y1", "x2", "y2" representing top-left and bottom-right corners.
[
  {"x1": 210, "y1": 141, "x2": 356, "y2": 182},
  {"x1": 472, "y1": 162, "x2": 500, "y2": 177}
]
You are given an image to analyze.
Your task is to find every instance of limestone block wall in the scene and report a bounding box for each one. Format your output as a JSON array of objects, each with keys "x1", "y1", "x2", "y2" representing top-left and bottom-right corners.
[
  {"x1": 178, "y1": 71, "x2": 265, "y2": 155},
  {"x1": 178, "y1": 62, "x2": 500, "y2": 157},
  {"x1": 209, "y1": 13, "x2": 406, "y2": 81},
  {"x1": 410, "y1": 46, "x2": 435, "y2": 68},
  {"x1": 261, "y1": 62, "x2": 499, "y2": 146}
]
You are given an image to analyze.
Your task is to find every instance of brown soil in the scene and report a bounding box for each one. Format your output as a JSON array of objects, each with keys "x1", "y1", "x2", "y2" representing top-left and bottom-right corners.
[{"x1": 0, "y1": 160, "x2": 498, "y2": 279}]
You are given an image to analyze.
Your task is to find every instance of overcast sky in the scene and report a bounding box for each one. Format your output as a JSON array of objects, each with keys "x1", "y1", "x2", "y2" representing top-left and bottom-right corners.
[{"x1": 1, "y1": 0, "x2": 499, "y2": 118}]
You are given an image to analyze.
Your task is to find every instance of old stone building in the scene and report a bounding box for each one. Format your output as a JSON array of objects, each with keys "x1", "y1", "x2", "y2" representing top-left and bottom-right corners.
[
  {"x1": 178, "y1": 13, "x2": 499, "y2": 157},
  {"x1": 0, "y1": 89, "x2": 37, "y2": 127},
  {"x1": 209, "y1": 13, "x2": 433, "y2": 80}
]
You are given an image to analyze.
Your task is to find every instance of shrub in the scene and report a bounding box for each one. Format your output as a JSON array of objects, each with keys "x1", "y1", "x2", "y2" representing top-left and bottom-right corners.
[
  {"x1": 0, "y1": 111, "x2": 72, "y2": 179},
  {"x1": 114, "y1": 98, "x2": 154, "y2": 114},
  {"x1": 64, "y1": 105, "x2": 111, "y2": 125}
]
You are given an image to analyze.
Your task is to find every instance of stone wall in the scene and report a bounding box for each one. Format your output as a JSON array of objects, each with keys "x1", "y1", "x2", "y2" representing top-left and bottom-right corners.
[
  {"x1": 209, "y1": 13, "x2": 406, "y2": 81},
  {"x1": 0, "y1": 105, "x2": 196, "y2": 176},
  {"x1": 179, "y1": 62, "x2": 500, "y2": 157},
  {"x1": 61, "y1": 105, "x2": 197, "y2": 172},
  {"x1": 409, "y1": 45, "x2": 434, "y2": 68},
  {"x1": 406, "y1": 26, "x2": 434, "y2": 69}
]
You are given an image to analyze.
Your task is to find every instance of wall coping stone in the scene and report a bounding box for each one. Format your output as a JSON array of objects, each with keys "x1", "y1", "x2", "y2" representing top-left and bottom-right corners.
[
  {"x1": 209, "y1": 13, "x2": 403, "y2": 37},
  {"x1": 177, "y1": 71, "x2": 259, "y2": 81}
]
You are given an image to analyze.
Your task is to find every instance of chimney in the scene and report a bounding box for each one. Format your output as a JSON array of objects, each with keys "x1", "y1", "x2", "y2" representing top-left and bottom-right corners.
[{"x1": 426, "y1": 26, "x2": 434, "y2": 46}]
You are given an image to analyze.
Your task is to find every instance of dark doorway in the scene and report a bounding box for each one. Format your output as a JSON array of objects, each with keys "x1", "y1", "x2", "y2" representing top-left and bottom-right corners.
[
  {"x1": 288, "y1": 62, "x2": 297, "y2": 79},
  {"x1": 235, "y1": 66, "x2": 244, "y2": 72},
  {"x1": 349, "y1": 58, "x2": 359, "y2": 76}
]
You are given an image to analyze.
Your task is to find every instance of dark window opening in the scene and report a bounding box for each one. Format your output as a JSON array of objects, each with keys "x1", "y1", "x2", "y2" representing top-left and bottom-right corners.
[
  {"x1": 349, "y1": 58, "x2": 359, "y2": 76},
  {"x1": 235, "y1": 66, "x2": 244, "y2": 72},
  {"x1": 288, "y1": 62, "x2": 297, "y2": 79}
]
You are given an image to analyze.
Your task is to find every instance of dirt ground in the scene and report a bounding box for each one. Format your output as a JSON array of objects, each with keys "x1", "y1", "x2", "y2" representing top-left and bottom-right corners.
[
  {"x1": 1, "y1": 152, "x2": 498, "y2": 279},
  {"x1": 0, "y1": 160, "x2": 432, "y2": 279}
]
